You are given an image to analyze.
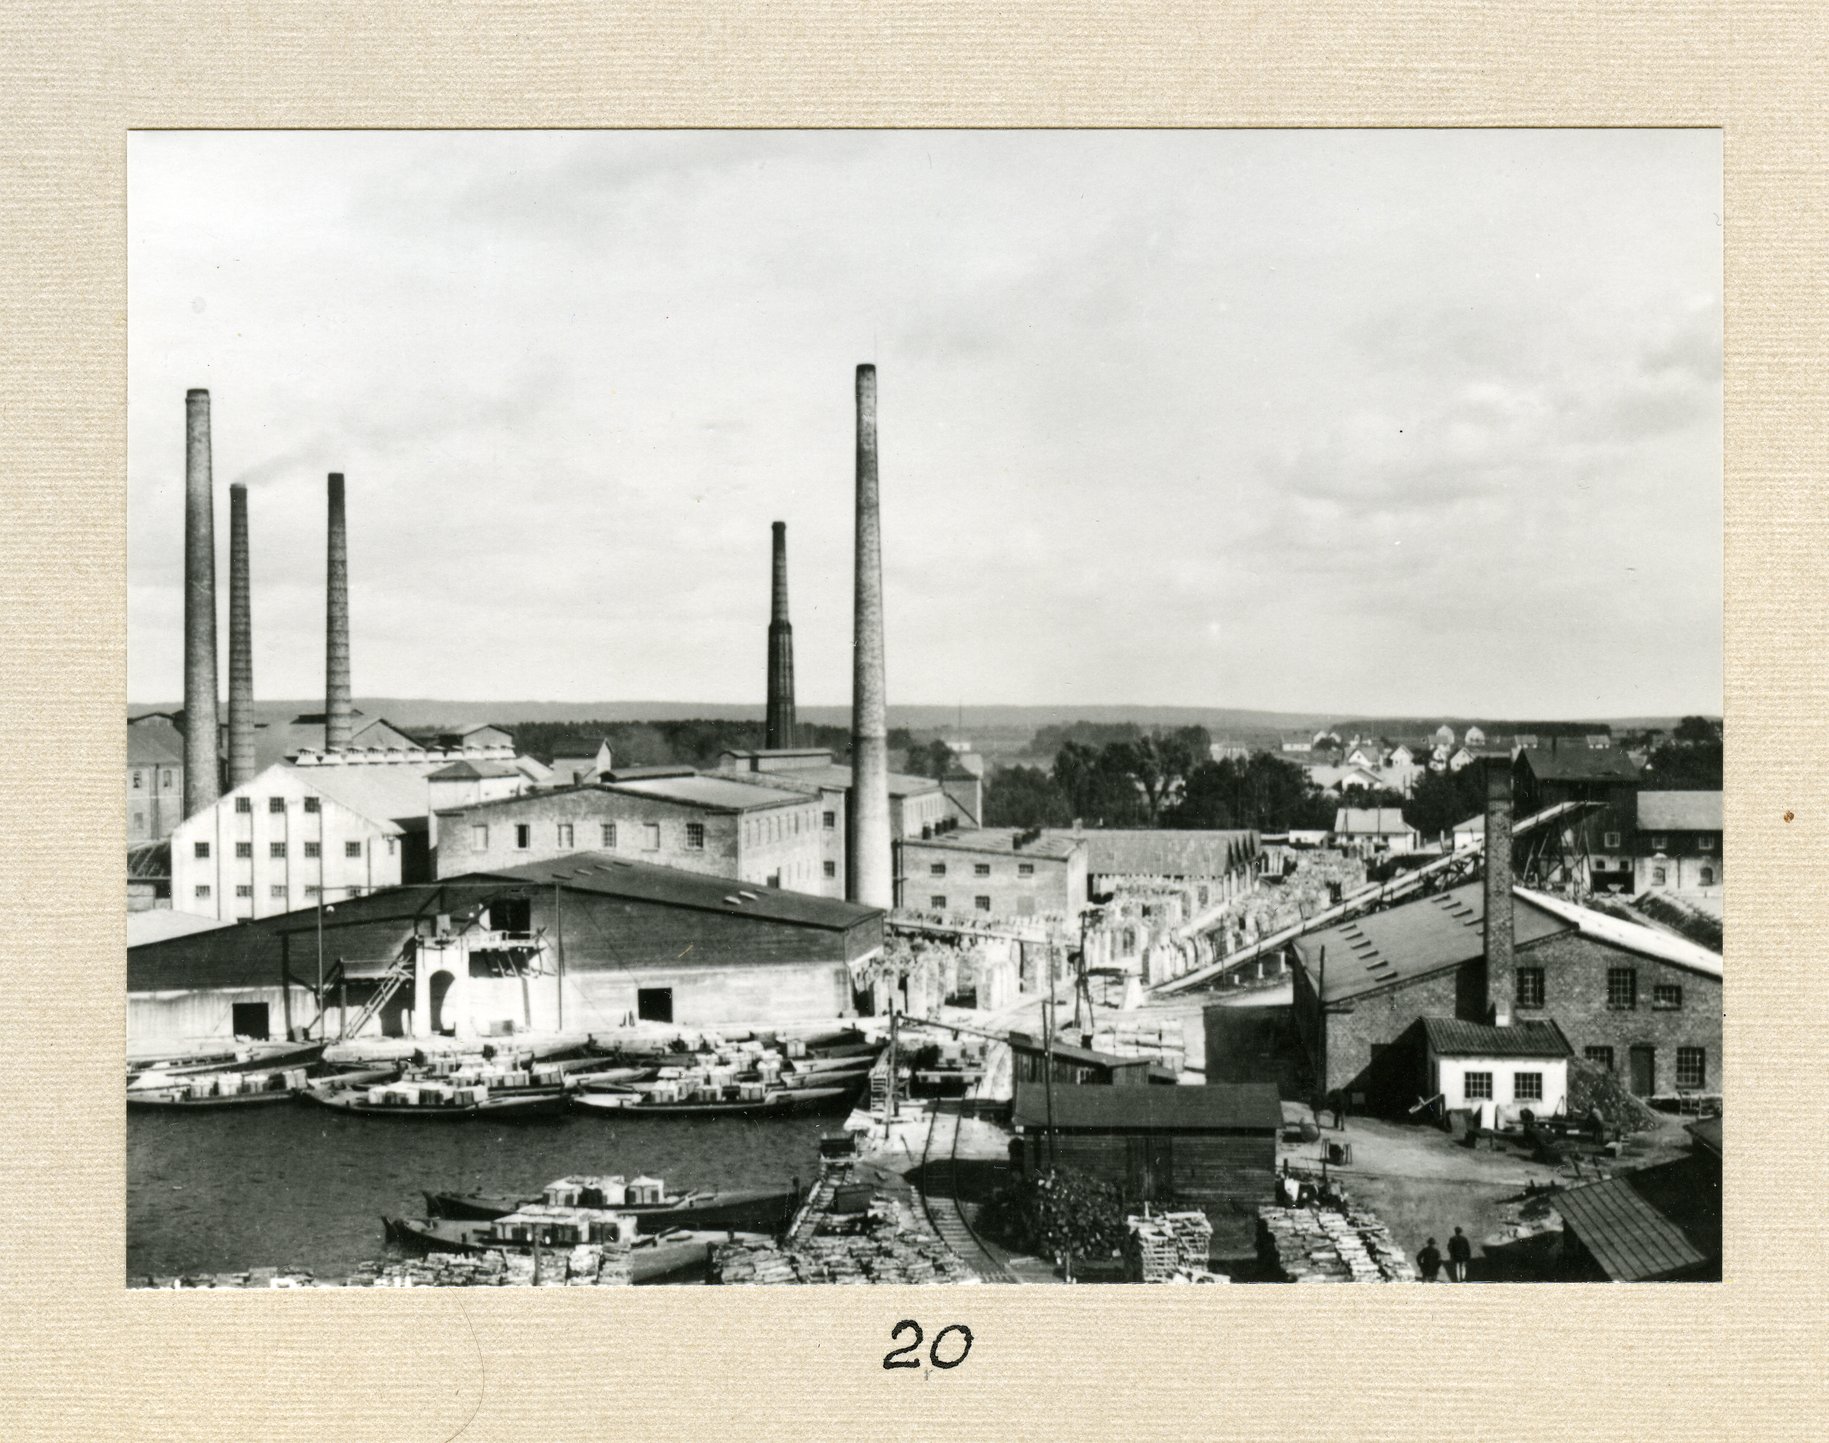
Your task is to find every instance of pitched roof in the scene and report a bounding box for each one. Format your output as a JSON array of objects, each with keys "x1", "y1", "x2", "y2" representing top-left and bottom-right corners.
[
  {"x1": 606, "y1": 775, "x2": 810, "y2": 811},
  {"x1": 903, "y1": 828, "x2": 1083, "y2": 861},
  {"x1": 282, "y1": 761, "x2": 438, "y2": 827},
  {"x1": 126, "y1": 907, "x2": 235, "y2": 948},
  {"x1": 1334, "y1": 808, "x2": 1414, "y2": 836},
  {"x1": 1038, "y1": 828, "x2": 1257, "y2": 876},
  {"x1": 128, "y1": 723, "x2": 184, "y2": 765},
  {"x1": 1514, "y1": 887, "x2": 1722, "y2": 979},
  {"x1": 1422, "y1": 1017, "x2": 1572, "y2": 1058},
  {"x1": 469, "y1": 852, "x2": 881, "y2": 931},
  {"x1": 1637, "y1": 791, "x2": 1723, "y2": 832},
  {"x1": 1292, "y1": 883, "x2": 1572, "y2": 1002},
  {"x1": 763, "y1": 762, "x2": 942, "y2": 798},
  {"x1": 1011, "y1": 1082, "x2": 1282, "y2": 1133},
  {"x1": 1556, "y1": 1175, "x2": 1709, "y2": 1281},
  {"x1": 1518, "y1": 747, "x2": 1641, "y2": 783},
  {"x1": 1006, "y1": 1031, "x2": 1157, "y2": 1071},
  {"x1": 427, "y1": 759, "x2": 524, "y2": 781},
  {"x1": 127, "y1": 840, "x2": 170, "y2": 880}
]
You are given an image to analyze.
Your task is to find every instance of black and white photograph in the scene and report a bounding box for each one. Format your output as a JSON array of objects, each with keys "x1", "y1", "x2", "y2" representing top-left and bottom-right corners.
[{"x1": 124, "y1": 128, "x2": 1723, "y2": 1288}]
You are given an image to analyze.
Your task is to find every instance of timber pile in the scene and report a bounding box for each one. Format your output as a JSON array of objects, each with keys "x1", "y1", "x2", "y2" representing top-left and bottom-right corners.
[
  {"x1": 1124, "y1": 1211, "x2": 1215, "y2": 1282},
  {"x1": 136, "y1": 1246, "x2": 636, "y2": 1288},
  {"x1": 1566, "y1": 1059, "x2": 1659, "y2": 1135},
  {"x1": 1257, "y1": 1203, "x2": 1418, "y2": 1283}
]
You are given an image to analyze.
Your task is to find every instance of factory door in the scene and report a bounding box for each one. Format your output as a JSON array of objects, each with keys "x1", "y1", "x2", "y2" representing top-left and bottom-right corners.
[
  {"x1": 637, "y1": 987, "x2": 674, "y2": 1024},
  {"x1": 1629, "y1": 1045, "x2": 1656, "y2": 1097},
  {"x1": 428, "y1": 970, "x2": 457, "y2": 1036}
]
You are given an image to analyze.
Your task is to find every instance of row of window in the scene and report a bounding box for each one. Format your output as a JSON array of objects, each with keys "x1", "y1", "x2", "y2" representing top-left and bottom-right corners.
[
  {"x1": 1462, "y1": 1071, "x2": 1543, "y2": 1102},
  {"x1": 130, "y1": 769, "x2": 176, "y2": 789},
  {"x1": 929, "y1": 861, "x2": 1036, "y2": 878},
  {"x1": 194, "y1": 883, "x2": 365, "y2": 901},
  {"x1": 1584, "y1": 1044, "x2": 1708, "y2": 1090},
  {"x1": 196, "y1": 839, "x2": 366, "y2": 860},
  {"x1": 233, "y1": 795, "x2": 320, "y2": 814},
  {"x1": 1512, "y1": 966, "x2": 1685, "y2": 1013},
  {"x1": 740, "y1": 809, "x2": 825, "y2": 847},
  {"x1": 931, "y1": 895, "x2": 996, "y2": 913},
  {"x1": 1648, "y1": 865, "x2": 1717, "y2": 887},
  {"x1": 478, "y1": 820, "x2": 708, "y2": 853},
  {"x1": 1598, "y1": 830, "x2": 1717, "y2": 852}
]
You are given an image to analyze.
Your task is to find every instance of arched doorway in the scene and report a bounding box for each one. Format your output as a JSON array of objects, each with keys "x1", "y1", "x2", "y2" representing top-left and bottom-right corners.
[{"x1": 428, "y1": 969, "x2": 458, "y2": 1036}]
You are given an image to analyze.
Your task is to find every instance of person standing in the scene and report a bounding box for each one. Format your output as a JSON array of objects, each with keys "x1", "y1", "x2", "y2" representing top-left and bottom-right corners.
[
  {"x1": 1417, "y1": 1237, "x2": 1443, "y2": 1282},
  {"x1": 1447, "y1": 1226, "x2": 1472, "y2": 1281}
]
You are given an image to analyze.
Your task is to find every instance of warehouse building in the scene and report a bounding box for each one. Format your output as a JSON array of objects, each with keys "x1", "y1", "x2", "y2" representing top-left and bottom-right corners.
[
  {"x1": 127, "y1": 851, "x2": 886, "y2": 1047},
  {"x1": 128, "y1": 714, "x2": 186, "y2": 843},
  {"x1": 895, "y1": 828, "x2": 1088, "y2": 919},
  {"x1": 1038, "y1": 827, "x2": 1260, "y2": 904}
]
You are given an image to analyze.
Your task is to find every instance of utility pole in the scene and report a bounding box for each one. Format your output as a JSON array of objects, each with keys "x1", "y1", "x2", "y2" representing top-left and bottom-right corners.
[
  {"x1": 554, "y1": 878, "x2": 566, "y2": 1032},
  {"x1": 1042, "y1": 987, "x2": 1058, "y2": 1173},
  {"x1": 886, "y1": 989, "x2": 899, "y2": 1124},
  {"x1": 315, "y1": 893, "x2": 326, "y2": 1040}
]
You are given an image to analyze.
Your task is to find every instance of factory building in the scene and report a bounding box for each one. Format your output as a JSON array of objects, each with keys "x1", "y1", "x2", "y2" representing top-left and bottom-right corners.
[
  {"x1": 895, "y1": 828, "x2": 1089, "y2": 920},
  {"x1": 127, "y1": 853, "x2": 885, "y2": 1046},
  {"x1": 434, "y1": 774, "x2": 833, "y2": 895},
  {"x1": 128, "y1": 715, "x2": 186, "y2": 843}
]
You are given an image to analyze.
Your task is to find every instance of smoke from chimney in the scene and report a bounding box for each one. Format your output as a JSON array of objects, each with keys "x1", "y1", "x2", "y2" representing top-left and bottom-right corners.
[
  {"x1": 765, "y1": 521, "x2": 797, "y2": 749},
  {"x1": 181, "y1": 389, "x2": 221, "y2": 817},
  {"x1": 1483, "y1": 757, "x2": 1514, "y2": 993},
  {"x1": 226, "y1": 482, "x2": 256, "y2": 789},
  {"x1": 325, "y1": 472, "x2": 353, "y2": 751},
  {"x1": 848, "y1": 364, "x2": 892, "y2": 908}
]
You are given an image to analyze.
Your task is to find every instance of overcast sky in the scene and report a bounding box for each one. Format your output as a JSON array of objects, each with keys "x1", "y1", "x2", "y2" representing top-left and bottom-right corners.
[{"x1": 128, "y1": 130, "x2": 1721, "y2": 716}]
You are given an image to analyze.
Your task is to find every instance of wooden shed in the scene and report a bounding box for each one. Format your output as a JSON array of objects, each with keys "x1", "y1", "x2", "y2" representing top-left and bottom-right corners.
[{"x1": 1006, "y1": 1030, "x2": 1174, "y2": 1116}]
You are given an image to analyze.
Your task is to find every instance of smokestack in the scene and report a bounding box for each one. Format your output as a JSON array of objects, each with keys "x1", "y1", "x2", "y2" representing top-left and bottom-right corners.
[
  {"x1": 324, "y1": 472, "x2": 353, "y2": 751},
  {"x1": 848, "y1": 364, "x2": 892, "y2": 908},
  {"x1": 765, "y1": 521, "x2": 797, "y2": 749},
  {"x1": 226, "y1": 482, "x2": 256, "y2": 789},
  {"x1": 1483, "y1": 758, "x2": 1514, "y2": 987},
  {"x1": 181, "y1": 389, "x2": 220, "y2": 817}
]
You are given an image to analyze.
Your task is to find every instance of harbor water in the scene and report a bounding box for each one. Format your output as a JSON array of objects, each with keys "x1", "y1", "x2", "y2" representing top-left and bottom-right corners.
[{"x1": 127, "y1": 1104, "x2": 830, "y2": 1280}]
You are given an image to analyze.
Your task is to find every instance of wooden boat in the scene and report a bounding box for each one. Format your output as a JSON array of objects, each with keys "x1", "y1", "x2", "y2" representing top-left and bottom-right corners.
[
  {"x1": 128, "y1": 1040, "x2": 327, "y2": 1088},
  {"x1": 422, "y1": 1183, "x2": 801, "y2": 1234},
  {"x1": 302, "y1": 1086, "x2": 571, "y2": 1120},
  {"x1": 128, "y1": 1085, "x2": 301, "y2": 1110},
  {"x1": 607, "y1": 1085, "x2": 853, "y2": 1118},
  {"x1": 383, "y1": 1217, "x2": 739, "y2": 1283},
  {"x1": 565, "y1": 1066, "x2": 656, "y2": 1091}
]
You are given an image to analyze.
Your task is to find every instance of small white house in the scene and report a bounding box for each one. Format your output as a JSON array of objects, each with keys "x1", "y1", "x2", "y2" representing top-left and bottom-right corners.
[{"x1": 1424, "y1": 1016, "x2": 1572, "y2": 1129}]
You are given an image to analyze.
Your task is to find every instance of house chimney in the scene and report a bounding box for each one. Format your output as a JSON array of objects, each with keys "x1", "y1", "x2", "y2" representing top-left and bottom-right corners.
[
  {"x1": 181, "y1": 389, "x2": 221, "y2": 817},
  {"x1": 226, "y1": 482, "x2": 256, "y2": 789},
  {"x1": 765, "y1": 521, "x2": 797, "y2": 749},
  {"x1": 1483, "y1": 757, "x2": 1514, "y2": 985},
  {"x1": 324, "y1": 472, "x2": 353, "y2": 751},
  {"x1": 848, "y1": 364, "x2": 892, "y2": 908}
]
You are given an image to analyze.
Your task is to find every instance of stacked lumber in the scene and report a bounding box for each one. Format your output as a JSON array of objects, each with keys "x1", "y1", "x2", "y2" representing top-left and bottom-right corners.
[
  {"x1": 1257, "y1": 1204, "x2": 1418, "y2": 1283},
  {"x1": 1124, "y1": 1211, "x2": 1214, "y2": 1282}
]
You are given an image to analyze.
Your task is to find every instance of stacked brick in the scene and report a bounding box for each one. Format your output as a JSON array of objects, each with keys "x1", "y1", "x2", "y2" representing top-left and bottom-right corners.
[{"x1": 1257, "y1": 1204, "x2": 1419, "y2": 1283}]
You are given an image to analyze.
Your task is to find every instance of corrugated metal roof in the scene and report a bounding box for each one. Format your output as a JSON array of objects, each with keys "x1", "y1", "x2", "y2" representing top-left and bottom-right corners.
[
  {"x1": 472, "y1": 851, "x2": 882, "y2": 931},
  {"x1": 126, "y1": 908, "x2": 235, "y2": 948},
  {"x1": 286, "y1": 761, "x2": 436, "y2": 826},
  {"x1": 1422, "y1": 1017, "x2": 1572, "y2": 1058},
  {"x1": 128, "y1": 723, "x2": 184, "y2": 765},
  {"x1": 1556, "y1": 1175, "x2": 1708, "y2": 1281},
  {"x1": 1038, "y1": 828, "x2": 1257, "y2": 876},
  {"x1": 1011, "y1": 1081, "x2": 1282, "y2": 1132},
  {"x1": 606, "y1": 775, "x2": 809, "y2": 811},
  {"x1": 1514, "y1": 887, "x2": 1722, "y2": 979},
  {"x1": 1292, "y1": 882, "x2": 1571, "y2": 1002},
  {"x1": 1637, "y1": 791, "x2": 1723, "y2": 832}
]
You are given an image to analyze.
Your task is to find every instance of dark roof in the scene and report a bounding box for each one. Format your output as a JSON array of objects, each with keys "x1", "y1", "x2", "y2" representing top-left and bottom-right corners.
[
  {"x1": 902, "y1": 829, "x2": 1083, "y2": 861},
  {"x1": 1518, "y1": 748, "x2": 1641, "y2": 784},
  {"x1": 127, "y1": 840, "x2": 170, "y2": 880},
  {"x1": 1007, "y1": 1031, "x2": 1156, "y2": 1071},
  {"x1": 1010, "y1": 1082, "x2": 1282, "y2": 1133},
  {"x1": 606, "y1": 775, "x2": 810, "y2": 812},
  {"x1": 1686, "y1": 1116, "x2": 1723, "y2": 1158},
  {"x1": 1556, "y1": 1175, "x2": 1709, "y2": 1282},
  {"x1": 427, "y1": 759, "x2": 524, "y2": 780},
  {"x1": 1292, "y1": 882, "x2": 1572, "y2": 1002},
  {"x1": 1422, "y1": 1017, "x2": 1572, "y2": 1059},
  {"x1": 1037, "y1": 828, "x2": 1258, "y2": 876},
  {"x1": 468, "y1": 851, "x2": 882, "y2": 931},
  {"x1": 1637, "y1": 791, "x2": 1723, "y2": 832}
]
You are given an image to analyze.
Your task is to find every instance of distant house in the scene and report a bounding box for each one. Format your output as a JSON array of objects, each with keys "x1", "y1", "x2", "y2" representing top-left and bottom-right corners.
[
  {"x1": 1307, "y1": 763, "x2": 1384, "y2": 795},
  {"x1": 1039, "y1": 827, "x2": 1259, "y2": 890},
  {"x1": 546, "y1": 739, "x2": 615, "y2": 787},
  {"x1": 1279, "y1": 734, "x2": 1314, "y2": 754},
  {"x1": 1433, "y1": 724, "x2": 1456, "y2": 748},
  {"x1": 1423, "y1": 1016, "x2": 1573, "y2": 1129},
  {"x1": 1332, "y1": 807, "x2": 1419, "y2": 854},
  {"x1": 405, "y1": 722, "x2": 516, "y2": 751},
  {"x1": 1635, "y1": 791, "x2": 1724, "y2": 894},
  {"x1": 1450, "y1": 815, "x2": 1485, "y2": 851},
  {"x1": 128, "y1": 714, "x2": 186, "y2": 843},
  {"x1": 1513, "y1": 743, "x2": 1642, "y2": 891},
  {"x1": 1464, "y1": 725, "x2": 1487, "y2": 747}
]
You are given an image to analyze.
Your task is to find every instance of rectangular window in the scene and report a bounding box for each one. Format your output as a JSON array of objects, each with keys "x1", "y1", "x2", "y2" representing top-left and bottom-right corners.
[
  {"x1": 1651, "y1": 834, "x2": 1668, "y2": 850},
  {"x1": 1463, "y1": 1071, "x2": 1493, "y2": 1101},
  {"x1": 1513, "y1": 1072, "x2": 1543, "y2": 1102},
  {"x1": 234, "y1": 796, "x2": 251, "y2": 813},
  {"x1": 823, "y1": 811, "x2": 836, "y2": 830},
  {"x1": 161, "y1": 769, "x2": 173, "y2": 788},
  {"x1": 1607, "y1": 967, "x2": 1637, "y2": 1010},
  {"x1": 269, "y1": 841, "x2": 286, "y2": 859},
  {"x1": 193, "y1": 841, "x2": 210, "y2": 859},
  {"x1": 1651, "y1": 866, "x2": 1667, "y2": 886},
  {"x1": 1603, "y1": 831, "x2": 1621, "y2": 849},
  {"x1": 642, "y1": 823, "x2": 661, "y2": 851},
  {"x1": 930, "y1": 862, "x2": 946, "y2": 877},
  {"x1": 472, "y1": 824, "x2": 488, "y2": 849},
  {"x1": 931, "y1": 895, "x2": 947, "y2": 910},
  {"x1": 601, "y1": 823, "x2": 616, "y2": 848},
  {"x1": 303, "y1": 842, "x2": 320, "y2": 859},
  {"x1": 1584, "y1": 1046, "x2": 1615, "y2": 1073},
  {"x1": 131, "y1": 771, "x2": 143, "y2": 790},
  {"x1": 235, "y1": 841, "x2": 252, "y2": 859},
  {"x1": 386, "y1": 838, "x2": 396, "y2": 856},
  {"x1": 1653, "y1": 983, "x2": 1683, "y2": 1010},
  {"x1": 303, "y1": 797, "x2": 319, "y2": 814},
  {"x1": 194, "y1": 884, "x2": 211, "y2": 899},
  {"x1": 268, "y1": 797, "x2": 286, "y2": 814},
  {"x1": 974, "y1": 863, "x2": 991, "y2": 877},
  {"x1": 515, "y1": 824, "x2": 531, "y2": 850},
  {"x1": 132, "y1": 811, "x2": 145, "y2": 829},
  {"x1": 304, "y1": 885, "x2": 319, "y2": 897},
  {"x1": 1698, "y1": 836, "x2": 1716, "y2": 852},
  {"x1": 345, "y1": 840, "x2": 363, "y2": 859},
  {"x1": 230, "y1": 1002, "x2": 270, "y2": 1040},
  {"x1": 1676, "y1": 1047, "x2": 1706, "y2": 1090},
  {"x1": 975, "y1": 895, "x2": 992, "y2": 912},
  {"x1": 1018, "y1": 862, "x2": 1035, "y2": 877},
  {"x1": 685, "y1": 823, "x2": 705, "y2": 850},
  {"x1": 1515, "y1": 967, "x2": 1545, "y2": 1009},
  {"x1": 823, "y1": 860, "x2": 837, "y2": 878},
  {"x1": 557, "y1": 823, "x2": 574, "y2": 849},
  {"x1": 235, "y1": 884, "x2": 252, "y2": 899},
  {"x1": 269, "y1": 885, "x2": 286, "y2": 900}
]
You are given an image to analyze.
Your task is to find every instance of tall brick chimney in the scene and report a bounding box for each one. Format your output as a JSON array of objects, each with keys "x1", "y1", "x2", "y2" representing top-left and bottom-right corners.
[
  {"x1": 765, "y1": 521, "x2": 797, "y2": 749},
  {"x1": 848, "y1": 365, "x2": 892, "y2": 908},
  {"x1": 226, "y1": 482, "x2": 256, "y2": 789},
  {"x1": 324, "y1": 472, "x2": 353, "y2": 751},
  {"x1": 1483, "y1": 757, "x2": 1514, "y2": 989},
  {"x1": 181, "y1": 388, "x2": 221, "y2": 817}
]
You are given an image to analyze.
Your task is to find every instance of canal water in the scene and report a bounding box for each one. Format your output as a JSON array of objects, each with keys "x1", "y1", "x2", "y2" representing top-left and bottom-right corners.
[{"x1": 127, "y1": 1105, "x2": 830, "y2": 1280}]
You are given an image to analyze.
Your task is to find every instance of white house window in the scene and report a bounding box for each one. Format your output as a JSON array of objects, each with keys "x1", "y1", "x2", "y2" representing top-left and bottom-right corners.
[
  {"x1": 684, "y1": 822, "x2": 705, "y2": 849},
  {"x1": 303, "y1": 842, "x2": 320, "y2": 859},
  {"x1": 930, "y1": 862, "x2": 946, "y2": 877},
  {"x1": 1513, "y1": 1072, "x2": 1543, "y2": 1102},
  {"x1": 1018, "y1": 863, "x2": 1035, "y2": 877},
  {"x1": 304, "y1": 885, "x2": 319, "y2": 897},
  {"x1": 270, "y1": 842, "x2": 287, "y2": 859},
  {"x1": 1676, "y1": 1047, "x2": 1707, "y2": 1090},
  {"x1": 557, "y1": 823, "x2": 574, "y2": 849},
  {"x1": 1584, "y1": 1045, "x2": 1615, "y2": 1073},
  {"x1": 974, "y1": 863, "x2": 991, "y2": 877},
  {"x1": 1700, "y1": 867, "x2": 1715, "y2": 886},
  {"x1": 269, "y1": 884, "x2": 286, "y2": 899},
  {"x1": 385, "y1": 838, "x2": 396, "y2": 856},
  {"x1": 601, "y1": 823, "x2": 616, "y2": 848},
  {"x1": 823, "y1": 811, "x2": 836, "y2": 830},
  {"x1": 1516, "y1": 967, "x2": 1545, "y2": 1009},
  {"x1": 194, "y1": 841, "x2": 210, "y2": 859},
  {"x1": 132, "y1": 771, "x2": 144, "y2": 789},
  {"x1": 194, "y1": 884, "x2": 211, "y2": 899},
  {"x1": 235, "y1": 842, "x2": 252, "y2": 859},
  {"x1": 1463, "y1": 1071, "x2": 1493, "y2": 1101},
  {"x1": 1651, "y1": 866, "x2": 1667, "y2": 885},
  {"x1": 515, "y1": 824, "x2": 531, "y2": 850},
  {"x1": 345, "y1": 840, "x2": 363, "y2": 859},
  {"x1": 303, "y1": 797, "x2": 320, "y2": 814},
  {"x1": 824, "y1": 861, "x2": 837, "y2": 878},
  {"x1": 234, "y1": 796, "x2": 251, "y2": 813},
  {"x1": 1651, "y1": 834, "x2": 1668, "y2": 850},
  {"x1": 235, "y1": 884, "x2": 252, "y2": 899},
  {"x1": 268, "y1": 797, "x2": 286, "y2": 814}
]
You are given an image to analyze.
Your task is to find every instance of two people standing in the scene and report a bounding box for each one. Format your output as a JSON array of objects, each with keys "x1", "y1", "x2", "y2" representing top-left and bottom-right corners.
[{"x1": 1417, "y1": 1226, "x2": 1474, "y2": 1282}]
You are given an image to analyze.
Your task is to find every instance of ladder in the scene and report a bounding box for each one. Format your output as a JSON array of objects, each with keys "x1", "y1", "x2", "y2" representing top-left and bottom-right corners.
[{"x1": 340, "y1": 951, "x2": 415, "y2": 1039}]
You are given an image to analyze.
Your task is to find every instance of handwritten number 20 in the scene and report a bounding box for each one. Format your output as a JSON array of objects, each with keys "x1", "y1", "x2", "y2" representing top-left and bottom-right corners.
[{"x1": 883, "y1": 1320, "x2": 973, "y2": 1371}]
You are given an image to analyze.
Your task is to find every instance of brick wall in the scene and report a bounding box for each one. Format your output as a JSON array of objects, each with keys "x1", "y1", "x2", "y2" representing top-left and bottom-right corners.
[{"x1": 896, "y1": 839, "x2": 1086, "y2": 919}]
